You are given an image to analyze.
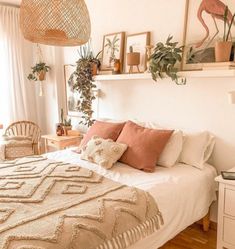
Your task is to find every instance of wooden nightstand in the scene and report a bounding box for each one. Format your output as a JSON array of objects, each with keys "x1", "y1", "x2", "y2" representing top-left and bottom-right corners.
[
  {"x1": 42, "y1": 134, "x2": 83, "y2": 153},
  {"x1": 216, "y1": 169, "x2": 235, "y2": 249}
]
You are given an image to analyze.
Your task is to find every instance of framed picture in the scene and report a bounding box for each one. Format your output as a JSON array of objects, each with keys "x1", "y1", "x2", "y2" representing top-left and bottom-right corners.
[
  {"x1": 101, "y1": 32, "x2": 125, "y2": 71},
  {"x1": 125, "y1": 32, "x2": 150, "y2": 73},
  {"x1": 64, "y1": 64, "x2": 82, "y2": 117},
  {"x1": 182, "y1": 0, "x2": 235, "y2": 70}
]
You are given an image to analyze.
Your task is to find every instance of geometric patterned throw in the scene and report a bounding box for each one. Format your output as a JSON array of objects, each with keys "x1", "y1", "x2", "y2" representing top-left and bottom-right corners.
[{"x1": 0, "y1": 156, "x2": 163, "y2": 249}]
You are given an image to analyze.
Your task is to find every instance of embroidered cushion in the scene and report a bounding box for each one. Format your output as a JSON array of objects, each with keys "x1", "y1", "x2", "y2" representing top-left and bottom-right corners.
[{"x1": 80, "y1": 136, "x2": 128, "y2": 169}]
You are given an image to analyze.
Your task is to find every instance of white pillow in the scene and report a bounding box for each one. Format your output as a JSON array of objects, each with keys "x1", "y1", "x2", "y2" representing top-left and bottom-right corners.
[
  {"x1": 157, "y1": 130, "x2": 183, "y2": 168},
  {"x1": 80, "y1": 136, "x2": 127, "y2": 169},
  {"x1": 180, "y1": 131, "x2": 215, "y2": 169},
  {"x1": 142, "y1": 122, "x2": 183, "y2": 168}
]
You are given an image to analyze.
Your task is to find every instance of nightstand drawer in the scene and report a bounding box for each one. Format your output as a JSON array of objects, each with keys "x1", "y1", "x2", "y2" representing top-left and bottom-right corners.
[
  {"x1": 225, "y1": 188, "x2": 235, "y2": 217},
  {"x1": 47, "y1": 139, "x2": 59, "y2": 148},
  {"x1": 224, "y1": 217, "x2": 235, "y2": 246}
]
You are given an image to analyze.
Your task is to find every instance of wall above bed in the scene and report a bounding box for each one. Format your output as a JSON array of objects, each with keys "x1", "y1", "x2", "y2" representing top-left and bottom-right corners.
[{"x1": 59, "y1": 0, "x2": 235, "y2": 174}]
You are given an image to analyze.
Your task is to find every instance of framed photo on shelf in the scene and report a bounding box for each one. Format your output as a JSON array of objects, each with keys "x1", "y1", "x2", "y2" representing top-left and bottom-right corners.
[
  {"x1": 101, "y1": 32, "x2": 125, "y2": 72},
  {"x1": 63, "y1": 64, "x2": 82, "y2": 117},
  {"x1": 125, "y1": 32, "x2": 150, "y2": 73},
  {"x1": 182, "y1": 0, "x2": 235, "y2": 70}
]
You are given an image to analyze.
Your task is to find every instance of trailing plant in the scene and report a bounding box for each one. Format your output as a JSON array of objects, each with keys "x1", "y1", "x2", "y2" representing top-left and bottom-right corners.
[
  {"x1": 149, "y1": 36, "x2": 186, "y2": 85},
  {"x1": 77, "y1": 41, "x2": 102, "y2": 70},
  {"x1": 223, "y1": 6, "x2": 235, "y2": 42},
  {"x1": 68, "y1": 43, "x2": 97, "y2": 127},
  {"x1": 27, "y1": 62, "x2": 50, "y2": 81}
]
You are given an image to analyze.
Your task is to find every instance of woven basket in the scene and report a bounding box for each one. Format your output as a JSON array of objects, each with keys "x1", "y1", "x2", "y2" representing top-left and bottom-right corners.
[{"x1": 20, "y1": 0, "x2": 91, "y2": 46}]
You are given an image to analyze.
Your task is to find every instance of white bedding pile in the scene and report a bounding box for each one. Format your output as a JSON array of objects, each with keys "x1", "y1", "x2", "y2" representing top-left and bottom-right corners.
[{"x1": 47, "y1": 149, "x2": 217, "y2": 249}]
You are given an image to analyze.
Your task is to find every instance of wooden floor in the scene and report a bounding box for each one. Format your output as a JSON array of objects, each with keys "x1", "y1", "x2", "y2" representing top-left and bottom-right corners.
[{"x1": 159, "y1": 224, "x2": 217, "y2": 249}]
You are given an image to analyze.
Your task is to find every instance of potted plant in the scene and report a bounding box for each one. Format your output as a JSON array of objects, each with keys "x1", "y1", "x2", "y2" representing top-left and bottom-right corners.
[
  {"x1": 149, "y1": 36, "x2": 186, "y2": 85},
  {"x1": 60, "y1": 108, "x2": 72, "y2": 135},
  {"x1": 27, "y1": 62, "x2": 50, "y2": 81},
  {"x1": 68, "y1": 43, "x2": 97, "y2": 127},
  {"x1": 77, "y1": 43, "x2": 102, "y2": 76},
  {"x1": 215, "y1": 6, "x2": 235, "y2": 62}
]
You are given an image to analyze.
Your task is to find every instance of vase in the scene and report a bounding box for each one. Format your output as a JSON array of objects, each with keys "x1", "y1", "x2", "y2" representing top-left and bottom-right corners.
[
  {"x1": 91, "y1": 63, "x2": 98, "y2": 76},
  {"x1": 113, "y1": 59, "x2": 121, "y2": 74},
  {"x1": 56, "y1": 123, "x2": 63, "y2": 136},
  {"x1": 38, "y1": 70, "x2": 46, "y2": 81},
  {"x1": 62, "y1": 125, "x2": 72, "y2": 136},
  {"x1": 215, "y1": 41, "x2": 233, "y2": 62}
]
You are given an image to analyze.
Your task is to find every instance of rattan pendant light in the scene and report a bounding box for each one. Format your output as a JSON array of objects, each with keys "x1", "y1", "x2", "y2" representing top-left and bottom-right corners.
[{"x1": 20, "y1": 0, "x2": 91, "y2": 46}]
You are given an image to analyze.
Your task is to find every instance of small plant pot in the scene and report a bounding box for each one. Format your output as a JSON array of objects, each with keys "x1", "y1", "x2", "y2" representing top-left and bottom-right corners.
[
  {"x1": 215, "y1": 41, "x2": 232, "y2": 62},
  {"x1": 127, "y1": 52, "x2": 140, "y2": 66},
  {"x1": 91, "y1": 63, "x2": 98, "y2": 76},
  {"x1": 37, "y1": 70, "x2": 46, "y2": 81},
  {"x1": 62, "y1": 125, "x2": 72, "y2": 136}
]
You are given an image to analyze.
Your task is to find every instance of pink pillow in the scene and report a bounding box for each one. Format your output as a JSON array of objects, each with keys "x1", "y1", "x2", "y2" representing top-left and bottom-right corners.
[
  {"x1": 117, "y1": 121, "x2": 174, "y2": 172},
  {"x1": 80, "y1": 121, "x2": 125, "y2": 147}
]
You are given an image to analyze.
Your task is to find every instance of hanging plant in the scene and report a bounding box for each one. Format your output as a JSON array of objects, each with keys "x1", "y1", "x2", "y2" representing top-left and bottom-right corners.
[
  {"x1": 27, "y1": 62, "x2": 51, "y2": 81},
  {"x1": 149, "y1": 36, "x2": 185, "y2": 85},
  {"x1": 68, "y1": 43, "x2": 100, "y2": 127}
]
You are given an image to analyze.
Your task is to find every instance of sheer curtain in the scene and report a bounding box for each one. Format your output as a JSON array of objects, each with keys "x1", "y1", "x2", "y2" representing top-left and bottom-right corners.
[{"x1": 0, "y1": 5, "x2": 38, "y2": 130}]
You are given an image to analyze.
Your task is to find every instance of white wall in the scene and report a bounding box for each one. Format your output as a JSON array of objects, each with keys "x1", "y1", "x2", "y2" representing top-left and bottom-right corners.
[{"x1": 62, "y1": 0, "x2": 235, "y2": 173}]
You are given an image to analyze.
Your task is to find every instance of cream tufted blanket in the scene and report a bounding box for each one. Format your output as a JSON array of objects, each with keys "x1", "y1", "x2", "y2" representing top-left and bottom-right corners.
[{"x1": 0, "y1": 156, "x2": 163, "y2": 249}]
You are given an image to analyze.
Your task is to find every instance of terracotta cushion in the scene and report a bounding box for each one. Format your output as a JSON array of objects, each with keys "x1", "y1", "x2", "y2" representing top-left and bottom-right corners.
[
  {"x1": 117, "y1": 121, "x2": 174, "y2": 172},
  {"x1": 80, "y1": 121, "x2": 125, "y2": 147}
]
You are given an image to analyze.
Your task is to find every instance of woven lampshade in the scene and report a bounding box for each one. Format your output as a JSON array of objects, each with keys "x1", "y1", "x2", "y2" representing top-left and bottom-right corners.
[{"x1": 20, "y1": 0, "x2": 91, "y2": 46}]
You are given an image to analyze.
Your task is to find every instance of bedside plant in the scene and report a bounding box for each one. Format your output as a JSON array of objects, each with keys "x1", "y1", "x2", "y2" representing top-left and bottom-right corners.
[
  {"x1": 149, "y1": 36, "x2": 186, "y2": 85},
  {"x1": 60, "y1": 108, "x2": 72, "y2": 135},
  {"x1": 27, "y1": 62, "x2": 50, "y2": 81}
]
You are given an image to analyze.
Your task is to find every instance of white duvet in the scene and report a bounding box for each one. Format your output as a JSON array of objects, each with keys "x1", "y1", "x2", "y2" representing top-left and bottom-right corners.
[{"x1": 47, "y1": 149, "x2": 217, "y2": 249}]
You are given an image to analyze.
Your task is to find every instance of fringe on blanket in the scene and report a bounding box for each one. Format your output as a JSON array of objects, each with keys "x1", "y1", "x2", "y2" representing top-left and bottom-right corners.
[{"x1": 96, "y1": 211, "x2": 164, "y2": 249}]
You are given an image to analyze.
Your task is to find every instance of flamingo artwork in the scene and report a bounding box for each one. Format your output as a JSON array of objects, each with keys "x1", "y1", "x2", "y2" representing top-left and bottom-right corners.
[{"x1": 196, "y1": 0, "x2": 233, "y2": 48}]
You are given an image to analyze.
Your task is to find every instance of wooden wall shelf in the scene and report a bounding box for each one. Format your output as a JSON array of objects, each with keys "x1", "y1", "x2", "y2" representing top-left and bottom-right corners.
[{"x1": 94, "y1": 70, "x2": 235, "y2": 82}]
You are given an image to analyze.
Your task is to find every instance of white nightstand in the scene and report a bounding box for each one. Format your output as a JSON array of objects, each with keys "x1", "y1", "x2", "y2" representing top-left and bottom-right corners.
[{"x1": 216, "y1": 169, "x2": 235, "y2": 249}]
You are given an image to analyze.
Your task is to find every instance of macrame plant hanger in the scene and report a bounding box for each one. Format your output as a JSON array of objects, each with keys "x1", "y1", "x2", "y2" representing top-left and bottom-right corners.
[{"x1": 36, "y1": 44, "x2": 45, "y2": 97}]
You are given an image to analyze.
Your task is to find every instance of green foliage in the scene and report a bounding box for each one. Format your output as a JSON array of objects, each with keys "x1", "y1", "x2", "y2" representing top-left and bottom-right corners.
[
  {"x1": 68, "y1": 43, "x2": 97, "y2": 127},
  {"x1": 149, "y1": 36, "x2": 186, "y2": 85},
  {"x1": 60, "y1": 108, "x2": 72, "y2": 126},
  {"x1": 223, "y1": 6, "x2": 235, "y2": 42},
  {"x1": 77, "y1": 41, "x2": 102, "y2": 69},
  {"x1": 60, "y1": 108, "x2": 64, "y2": 124},
  {"x1": 27, "y1": 62, "x2": 50, "y2": 81},
  {"x1": 223, "y1": 6, "x2": 229, "y2": 41},
  {"x1": 63, "y1": 117, "x2": 72, "y2": 126}
]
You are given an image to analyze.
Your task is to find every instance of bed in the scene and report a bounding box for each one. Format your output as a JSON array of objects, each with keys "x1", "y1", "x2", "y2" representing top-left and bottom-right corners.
[
  {"x1": 46, "y1": 149, "x2": 217, "y2": 249},
  {"x1": 0, "y1": 148, "x2": 217, "y2": 249}
]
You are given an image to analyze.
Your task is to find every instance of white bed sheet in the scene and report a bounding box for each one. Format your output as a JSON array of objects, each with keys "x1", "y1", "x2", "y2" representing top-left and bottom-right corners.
[{"x1": 47, "y1": 149, "x2": 217, "y2": 249}]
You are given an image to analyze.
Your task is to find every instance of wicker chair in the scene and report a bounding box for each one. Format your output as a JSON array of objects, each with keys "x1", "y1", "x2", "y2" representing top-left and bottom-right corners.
[{"x1": 3, "y1": 121, "x2": 41, "y2": 160}]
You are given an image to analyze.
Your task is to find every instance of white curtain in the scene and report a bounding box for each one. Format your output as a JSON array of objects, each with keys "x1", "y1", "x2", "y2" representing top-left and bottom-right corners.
[{"x1": 0, "y1": 5, "x2": 38, "y2": 130}]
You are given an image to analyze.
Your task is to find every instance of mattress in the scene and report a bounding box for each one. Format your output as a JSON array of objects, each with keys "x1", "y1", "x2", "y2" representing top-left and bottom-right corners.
[{"x1": 47, "y1": 149, "x2": 217, "y2": 249}]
